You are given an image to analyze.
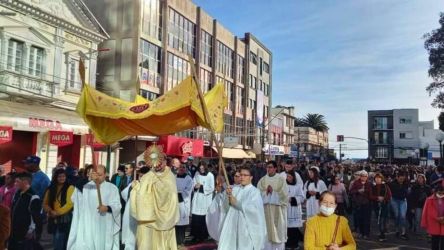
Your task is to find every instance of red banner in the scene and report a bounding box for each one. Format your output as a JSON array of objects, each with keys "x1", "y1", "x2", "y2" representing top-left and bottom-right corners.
[
  {"x1": 0, "y1": 126, "x2": 12, "y2": 144},
  {"x1": 158, "y1": 135, "x2": 204, "y2": 157},
  {"x1": 49, "y1": 131, "x2": 73, "y2": 147},
  {"x1": 86, "y1": 134, "x2": 105, "y2": 148}
]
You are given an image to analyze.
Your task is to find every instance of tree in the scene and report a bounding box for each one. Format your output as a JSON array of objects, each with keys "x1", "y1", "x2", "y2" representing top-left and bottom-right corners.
[
  {"x1": 439, "y1": 112, "x2": 444, "y2": 131},
  {"x1": 294, "y1": 117, "x2": 307, "y2": 127},
  {"x1": 302, "y1": 113, "x2": 329, "y2": 132},
  {"x1": 424, "y1": 13, "x2": 444, "y2": 108}
]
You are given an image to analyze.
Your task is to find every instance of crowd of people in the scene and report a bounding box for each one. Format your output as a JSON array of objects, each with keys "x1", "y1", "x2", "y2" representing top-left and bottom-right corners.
[{"x1": 1, "y1": 155, "x2": 444, "y2": 249}]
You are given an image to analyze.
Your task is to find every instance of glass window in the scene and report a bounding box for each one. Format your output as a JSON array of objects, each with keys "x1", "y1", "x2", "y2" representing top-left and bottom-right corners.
[
  {"x1": 399, "y1": 118, "x2": 412, "y2": 124},
  {"x1": 399, "y1": 132, "x2": 413, "y2": 139},
  {"x1": 374, "y1": 117, "x2": 388, "y2": 129},
  {"x1": 68, "y1": 59, "x2": 77, "y2": 89},
  {"x1": 168, "y1": 8, "x2": 195, "y2": 57},
  {"x1": 7, "y1": 39, "x2": 24, "y2": 72},
  {"x1": 250, "y1": 52, "x2": 257, "y2": 65},
  {"x1": 373, "y1": 132, "x2": 388, "y2": 144},
  {"x1": 142, "y1": 0, "x2": 162, "y2": 40},
  {"x1": 199, "y1": 68, "x2": 212, "y2": 93},
  {"x1": 237, "y1": 55, "x2": 244, "y2": 84},
  {"x1": 139, "y1": 39, "x2": 162, "y2": 88},
  {"x1": 166, "y1": 52, "x2": 189, "y2": 90},
  {"x1": 216, "y1": 41, "x2": 234, "y2": 78},
  {"x1": 375, "y1": 147, "x2": 388, "y2": 158},
  {"x1": 28, "y1": 46, "x2": 43, "y2": 76},
  {"x1": 200, "y1": 30, "x2": 212, "y2": 67}
]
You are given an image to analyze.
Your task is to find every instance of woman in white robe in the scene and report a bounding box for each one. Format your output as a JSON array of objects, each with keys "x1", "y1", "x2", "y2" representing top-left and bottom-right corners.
[
  {"x1": 286, "y1": 172, "x2": 305, "y2": 249},
  {"x1": 121, "y1": 184, "x2": 136, "y2": 250},
  {"x1": 190, "y1": 162, "x2": 215, "y2": 243},
  {"x1": 175, "y1": 167, "x2": 193, "y2": 245},
  {"x1": 304, "y1": 167, "x2": 327, "y2": 218}
]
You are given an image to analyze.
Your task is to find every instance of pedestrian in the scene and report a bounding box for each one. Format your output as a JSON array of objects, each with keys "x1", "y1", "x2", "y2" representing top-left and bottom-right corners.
[
  {"x1": 110, "y1": 165, "x2": 125, "y2": 189},
  {"x1": 67, "y1": 165, "x2": 121, "y2": 250},
  {"x1": 408, "y1": 174, "x2": 431, "y2": 236},
  {"x1": 286, "y1": 171, "x2": 305, "y2": 250},
  {"x1": 370, "y1": 173, "x2": 392, "y2": 242},
  {"x1": 304, "y1": 166, "x2": 328, "y2": 218},
  {"x1": 421, "y1": 184, "x2": 444, "y2": 250},
  {"x1": 258, "y1": 160, "x2": 289, "y2": 250},
  {"x1": 186, "y1": 156, "x2": 198, "y2": 178},
  {"x1": 0, "y1": 165, "x2": 5, "y2": 187},
  {"x1": 43, "y1": 168, "x2": 74, "y2": 250},
  {"x1": 304, "y1": 191, "x2": 356, "y2": 250},
  {"x1": 0, "y1": 204, "x2": 10, "y2": 250},
  {"x1": 328, "y1": 175, "x2": 348, "y2": 216},
  {"x1": 190, "y1": 162, "x2": 214, "y2": 243},
  {"x1": 389, "y1": 171, "x2": 410, "y2": 240},
  {"x1": 0, "y1": 172, "x2": 16, "y2": 208},
  {"x1": 350, "y1": 170, "x2": 372, "y2": 239},
  {"x1": 207, "y1": 166, "x2": 267, "y2": 250},
  {"x1": 9, "y1": 172, "x2": 42, "y2": 250},
  {"x1": 175, "y1": 164, "x2": 193, "y2": 246}
]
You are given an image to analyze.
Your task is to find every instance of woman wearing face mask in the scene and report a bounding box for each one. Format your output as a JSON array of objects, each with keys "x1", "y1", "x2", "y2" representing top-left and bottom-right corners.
[
  {"x1": 421, "y1": 185, "x2": 444, "y2": 249},
  {"x1": 304, "y1": 191, "x2": 356, "y2": 250}
]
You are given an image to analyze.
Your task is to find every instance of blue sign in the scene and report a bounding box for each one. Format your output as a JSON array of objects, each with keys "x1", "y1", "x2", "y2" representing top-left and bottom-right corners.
[{"x1": 428, "y1": 152, "x2": 433, "y2": 160}]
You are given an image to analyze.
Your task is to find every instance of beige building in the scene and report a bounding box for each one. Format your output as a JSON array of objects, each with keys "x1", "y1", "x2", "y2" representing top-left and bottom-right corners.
[
  {"x1": 294, "y1": 127, "x2": 329, "y2": 159},
  {"x1": 0, "y1": 0, "x2": 115, "y2": 175},
  {"x1": 84, "y1": 0, "x2": 272, "y2": 160}
]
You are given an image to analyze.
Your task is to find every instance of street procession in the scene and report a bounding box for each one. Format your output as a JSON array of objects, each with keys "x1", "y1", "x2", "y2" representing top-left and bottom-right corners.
[{"x1": 1, "y1": 0, "x2": 444, "y2": 250}]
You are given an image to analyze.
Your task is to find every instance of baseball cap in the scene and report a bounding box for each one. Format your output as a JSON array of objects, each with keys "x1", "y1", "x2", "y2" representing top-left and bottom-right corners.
[{"x1": 23, "y1": 155, "x2": 41, "y2": 165}]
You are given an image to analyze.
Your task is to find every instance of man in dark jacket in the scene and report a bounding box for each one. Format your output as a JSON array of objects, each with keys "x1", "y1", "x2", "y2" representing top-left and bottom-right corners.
[{"x1": 9, "y1": 172, "x2": 42, "y2": 250}]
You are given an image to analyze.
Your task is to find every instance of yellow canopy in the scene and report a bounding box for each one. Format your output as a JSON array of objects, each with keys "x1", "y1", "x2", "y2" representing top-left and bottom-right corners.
[{"x1": 76, "y1": 76, "x2": 227, "y2": 145}]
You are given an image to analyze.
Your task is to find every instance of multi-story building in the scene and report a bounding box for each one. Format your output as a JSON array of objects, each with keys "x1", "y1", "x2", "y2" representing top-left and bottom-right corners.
[
  {"x1": 266, "y1": 105, "x2": 295, "y2": 158},
  {"x1": 294, "y1": 127, "x2": 329, "y2": 160},
  {"x1": 0, "y1": 0, "x2": 110, "y2": 174},
  {"x1": 368, "y1": 109, "x2": 436, "y2": 163},
  {"x1": 84, "y1": 0, "x2": 272, "y2": 161}
]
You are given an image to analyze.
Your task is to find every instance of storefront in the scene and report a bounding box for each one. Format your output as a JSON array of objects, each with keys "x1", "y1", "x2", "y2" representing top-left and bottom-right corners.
[
  {"x1": 0, "y1": 100, "x2": 115, "y2": 175},
  {"x1": 264, "y1": 144, "x2": 285, "y2": 161}
]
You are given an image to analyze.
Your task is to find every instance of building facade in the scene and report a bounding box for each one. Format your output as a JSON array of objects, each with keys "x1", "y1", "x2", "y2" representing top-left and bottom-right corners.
[
  {"x1": 294, "y1": 126, "x2": 329, "y2": 160},
  {"x1": 368, "y1": 109, "x2": 436, "y2": 164},
  {"x1": 84, "y1": 0, "x2": 272, "y2": 160},
  {"x1": 0, "y1": 0, "x2": 113, "y2": 175}
]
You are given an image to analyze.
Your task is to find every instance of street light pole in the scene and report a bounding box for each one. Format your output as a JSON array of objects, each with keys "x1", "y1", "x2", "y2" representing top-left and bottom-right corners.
[{"x1": 435, "y1": 132, "x2": 444, "y2": 167}]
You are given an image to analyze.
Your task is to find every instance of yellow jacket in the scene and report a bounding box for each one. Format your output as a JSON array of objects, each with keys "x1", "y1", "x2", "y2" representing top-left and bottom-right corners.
[
  {"x1": 304, "y1": 214, "x2": 356, "y2": 250},
  {"x1": 43, "y1": 185, "x2": 74, "y2": 215}
]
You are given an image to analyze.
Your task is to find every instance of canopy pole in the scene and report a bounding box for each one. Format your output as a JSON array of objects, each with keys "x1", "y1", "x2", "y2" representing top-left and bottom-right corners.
[
  {"x1": 134, "y1": 136, "x2": 138, "y2": 180},
  {"x1": 187, "y1": 55, "x2": 229, "y2": 186}
]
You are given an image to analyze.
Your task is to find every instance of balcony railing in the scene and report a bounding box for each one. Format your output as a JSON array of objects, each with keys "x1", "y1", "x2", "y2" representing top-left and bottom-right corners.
[{"x1": 0, "y1": 70, "x2": 55, "y2": 98}]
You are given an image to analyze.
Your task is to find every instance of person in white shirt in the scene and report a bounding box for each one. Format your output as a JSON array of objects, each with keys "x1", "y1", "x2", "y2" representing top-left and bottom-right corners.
[
  {"x1": 304, "y1": 166, "x2": 327, "y2": 218},
  {"x1": 175, "y1": 164, "x2": 193, "y2": 245},
  {"x1": 286, "y1": 171, "x2": 305, "y2": 250}
]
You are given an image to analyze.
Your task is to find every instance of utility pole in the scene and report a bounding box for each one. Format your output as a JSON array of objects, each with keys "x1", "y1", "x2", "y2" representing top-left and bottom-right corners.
[{"x1": 339, "y1": 144, "x2": 342, "y2": 163}]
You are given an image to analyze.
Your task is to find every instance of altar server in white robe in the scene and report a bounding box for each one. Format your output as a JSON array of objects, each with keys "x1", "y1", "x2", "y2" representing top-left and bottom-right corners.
[
  {"x1": 279, "y1": 160, "x2": 303, "y2": 188},
  {"x1": 258, "y1": 161, "x2": 288, "y2": 250},
  {"x1": 190, "y1": 162, "x2": 214, "y2": 243},
  {"x1": 68, "y1": 165, "x2": 121, "y2": 250},
  {"x1": 304, "y1": 166, "x2": 327, "y2": 218},
  {"x1": 175, "y1": 164, "x2": 193, "y2": 245},
  {"x1": 285, "y1": 171, "x2": 305, "y2": 249},
  {"x1": 209, "y1": 166, "x2": 267, "y2": 250}
]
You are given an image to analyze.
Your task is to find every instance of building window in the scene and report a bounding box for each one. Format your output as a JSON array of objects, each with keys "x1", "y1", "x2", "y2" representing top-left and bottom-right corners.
[
  {"x1": 216, "y1": 41, "x2": 234, "y2": 78},
  {"x1": 263, "y1": 62, "x2": 270, "y2": 73},
  {"x1": 139, "y1": 89, "x2": 158, "y2": 101},
  {"x1": 374, "y1": 132, "x2": 388, "y2": 144},
  {"x1": 399, "y1": 132, "x2": 413, "y2": 139},
  {"x1": 237, "y1": 55, "x2": 244, "y2": 84},
  {"x1": 218, "y1": 77, "x2": 234, "y2": 111},
  {"x1": 375, "y1": 147, "x2": 388, "y2": 158},
  {"x1": 374, "y1": 117, "x2": 388, "y2": 129},
  {"x1": 68, "y1": 59, "x2": 78, "y2": 89},
  {"x1": 139, "y1": 39, "x2": 162, "y2": 88},
  {"x1": 168, "y1": 8, "x2": 195, "y2": 57},
  {"x1": 199, "y1": 68, "x2": 212, "y2": 93},
  {"x1": 167, "y1": 53, "x2": 189, "y2": 90},
  {"x1": 250, "y1": 52, "x2": 257, "y2": 65},
  {"x1": 236, "y1": 86, "x2": 245, "y2": 114},
  {"x1": 399, "y1": 118, "x2": 412, "y2": 124},
  {"x1": 142, "y1": 0, "x2": 162, "y2": 40},
  {"x1": 224, "y1": 114, "x2": 233, "y2": 134},
  {"x1": 28, "y1": 46, "x2": 44, "y2": 77},
  {"x1": 7, "y1": 39, "x2": 24, "y2": 72},
  {"x1": 200, "y1": 30, "x2": 212, "y2": 67}
]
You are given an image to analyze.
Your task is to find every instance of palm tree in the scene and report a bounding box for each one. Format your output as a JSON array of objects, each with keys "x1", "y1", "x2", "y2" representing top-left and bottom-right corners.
[{"x1": 302, "y1": 113, "x2": 329, "y2": 132}]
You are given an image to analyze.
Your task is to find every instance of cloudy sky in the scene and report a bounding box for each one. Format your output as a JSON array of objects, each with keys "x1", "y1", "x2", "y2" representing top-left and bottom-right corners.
[{"x1": 193, "y1": 0, "x2": 443, "y2": 158}]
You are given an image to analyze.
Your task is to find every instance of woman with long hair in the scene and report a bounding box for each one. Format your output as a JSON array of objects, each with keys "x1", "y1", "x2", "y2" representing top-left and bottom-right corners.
[
  {"x1": 43, "y1": 168, "x2": 74, "y2": 250},
  {"x1": 328, "y1": 175, "x2": 348, "y2": 216},
  {"x1": 305, "y1": 166, "x2": 328, "y2": 218}
]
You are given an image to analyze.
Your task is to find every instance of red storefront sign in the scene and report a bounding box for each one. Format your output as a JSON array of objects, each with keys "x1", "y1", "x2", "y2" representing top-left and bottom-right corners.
[
  {"x1": 158, "y1": 135, "x2": 203, "y2": 157},
  {"x1": 86, "y1": 134, "x2": 106, "y2": 148},
  {"x1": 0, "y1": 126, "x2": 12, "y2": 144},
  {"x1": 29, "y1": 117, "x2": 63, "y2": 130},
  {"x1": 49, "y1": 131, "x2": 73, "y2": 147}
]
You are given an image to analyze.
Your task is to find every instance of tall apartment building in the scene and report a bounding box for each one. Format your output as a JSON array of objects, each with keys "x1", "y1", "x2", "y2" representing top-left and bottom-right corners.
[
  {"x1": 0, "y1": 0, "x2": 112, "y2": 174},
  {"x1": 84, "y1": 0, "x2": 272, "y2": 160},
  {"x1": 368, "y1": 109, "x2": 432, "y2": 163}
]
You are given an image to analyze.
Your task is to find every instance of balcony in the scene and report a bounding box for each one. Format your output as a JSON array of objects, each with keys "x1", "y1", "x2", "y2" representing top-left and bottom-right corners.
[{"x1": 0, "y1": 70, "x2": 56, "y2": 99}]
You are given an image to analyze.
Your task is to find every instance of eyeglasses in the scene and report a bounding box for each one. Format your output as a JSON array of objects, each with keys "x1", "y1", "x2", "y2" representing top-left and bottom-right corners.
[{"x1": 234, "y1": 175, "x2": 241, "y2": 178}]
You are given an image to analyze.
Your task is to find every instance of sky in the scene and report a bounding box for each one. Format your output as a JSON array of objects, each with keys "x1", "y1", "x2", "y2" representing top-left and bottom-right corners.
[{"x1": 193, "y1": 0, "x2": 443, "y2": 158}]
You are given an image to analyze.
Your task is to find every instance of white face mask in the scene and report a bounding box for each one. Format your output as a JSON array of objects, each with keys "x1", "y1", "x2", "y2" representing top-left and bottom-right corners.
[
  {"x1": 437, "y1": 194, "x2": 444, "y2": 199},
  {"x1": 320, "y1": 205, "x2": 336, "y2": 216}
]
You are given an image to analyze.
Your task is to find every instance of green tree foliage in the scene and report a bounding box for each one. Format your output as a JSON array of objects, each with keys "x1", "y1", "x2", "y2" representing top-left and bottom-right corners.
[{"x1": 424, "y1": 13, "x2": 444, "y2": 108}]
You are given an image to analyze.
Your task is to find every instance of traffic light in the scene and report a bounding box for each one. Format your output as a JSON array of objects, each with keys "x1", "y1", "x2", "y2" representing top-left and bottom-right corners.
[{"x1": 337, "y1": 135, "x2": 344, "y2": 142}]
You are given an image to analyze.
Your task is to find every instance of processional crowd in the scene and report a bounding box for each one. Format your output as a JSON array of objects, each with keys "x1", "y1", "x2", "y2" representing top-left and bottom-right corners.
[{"x1": 3, "y1": 156, "x2": 444, "y2": 250}]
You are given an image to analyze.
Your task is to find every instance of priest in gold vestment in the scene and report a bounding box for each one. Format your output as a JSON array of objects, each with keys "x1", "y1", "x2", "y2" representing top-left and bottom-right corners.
[
  {"x1": 257, "y1": 160, "x2": 288, "y2": 250},
  {"x1": 131, "y1": 153, "x2": 179, "y2": 250}
]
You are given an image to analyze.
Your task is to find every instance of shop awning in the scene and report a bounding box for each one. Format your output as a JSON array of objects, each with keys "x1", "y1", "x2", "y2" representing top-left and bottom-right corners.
[
  {"x1": 245, "y1": 151, "x2": 256, "y2": 159},
  {"x1": 0, "y1": 100, "x2": 89, "y2": 134},
  {"x1": 213, "y1": 147, "x2": 250, "y2": 159}
]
